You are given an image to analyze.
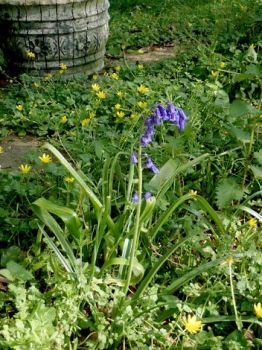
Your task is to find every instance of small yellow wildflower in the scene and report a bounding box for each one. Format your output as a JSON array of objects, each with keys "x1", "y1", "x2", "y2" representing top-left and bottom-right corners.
[
  {"x1": 137, "y1": 101, "x2": 148, "y2": 110},
  {"x1": 92, "y1": 74, "x2": 98, "y2": 80},
  {"x1": 96, "y1": 91, "x2": 106, "y2": 100},
  {"x1": 130, "y1": 113, "x2": 140, "y2": 120},
  {"x1": 64, "y1": 176, "x2": 75, "y2": 184},
  {"x1": 115, "y1": 65, "x2": 121, "y2": 72},
  {"x1": 114, "y1": 103, "x2": 121, "y2": 110},
  {"x1": 211, "y1": 70, "x2": 219, "y2": 78},
  {"x1": 26, "y1": 51, "x2": 36, "y2": 60},
  {"x1": 39, "y1": 153, "x2": 52, "y2": 164},
  {"x1": 62, "y1": 114, "x2": 69, "y2": 123},
  {"x1": 248, "y1": 218, "x2": 257, "y2": 228},
  {"x1": 89, "y1": 111, "x2": 96, "y2": 119},
  {"x1": 249, "y1": 44, "x2": 255, "y2": 49},
  {"x1": 189, "y1": 190, "x2": 198, "y2": 197},
  {"x1": 91, "y1": 83, "x2": 101, "y2": 92},
  {"x1": 116, "y1": 91, "x2": 124, "y2": 98},
  {"x1": 0, "y1": 146, "x2": 4, "y2": 154},
  {"x1": 16, "y1": 104, "x2": 24, "y2": 112},
  {"x1": 183, "y1": 315, "x2": 202, "y2": 334},
  {"x1": 224, "y1": 257, "x2": 235, "y2": 266},
  {"x1": 137, "y1": 64, "x2": 144, "y2": 70},
  {"x1": 81, "y1": 118, "x2": 91, "y2": 126},
  {"x1": 138, "y1": 49, "x2": 144, "y2": 54},
  {"x1": 116, "y1": 111, "x2": 125, "y2": 118},
  {"x1": 44, "y1": 73, "x2": 53, "y2": 81},
  {"x1": 220, "y1": 62, "x2": 225, "y2": 68},
  {"x1": 59, "y1": 63, "x2": 67, "y2": 71},
  {"x1": 60, "y1": 115, "x2": 68, "y2": 124},
  {"x1": 111, "y1": 73, "x2": 119, "y2": 80},
  {"x1": 33, "y1": 82, "x2": 39, "y2": 88},
  {"x1": 19, "y1": 164, "x2": 32, "y2": 174},
  {"x1": 137, "y1": 84, "x2": 150, "y2": 94},
  {"x1": 254, "y1": 303, "x2": 262, "y2": 318}
]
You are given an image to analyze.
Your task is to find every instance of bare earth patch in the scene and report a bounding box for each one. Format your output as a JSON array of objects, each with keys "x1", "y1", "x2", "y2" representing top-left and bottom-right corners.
[
  {"x1": 125, "y1": 44, "x2": 180, "y2": 62},
  {"x1": 0, "y1": 136, "x2": 40, "y2": 170}
]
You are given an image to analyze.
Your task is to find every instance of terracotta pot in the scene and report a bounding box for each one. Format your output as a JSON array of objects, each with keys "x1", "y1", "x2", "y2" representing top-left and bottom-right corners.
[{"x1": 0, "y1": 0, "x2": 109, "y2": 76}]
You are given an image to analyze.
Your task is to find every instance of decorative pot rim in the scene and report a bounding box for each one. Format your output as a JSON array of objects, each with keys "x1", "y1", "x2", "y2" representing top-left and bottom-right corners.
[{"x1": 0, "y1": 0, "x2": 105, "y2": 6}]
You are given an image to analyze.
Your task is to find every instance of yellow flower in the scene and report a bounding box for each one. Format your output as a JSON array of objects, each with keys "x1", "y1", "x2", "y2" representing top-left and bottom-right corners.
[
  {"x1": 254, "y1": 303, "x2": 262, "y2": 318},
  {"x1": 91, "y1": 83, "x2": 101, "y2": 92},
  {"x1": 183, "y1": 315, "x2": 202, "y2": 334},
  {"x1": 81, "y1": 118, "x2": 91, "y2": 126},
  {"x1": 115, "y1": 65, "x2": 121, "y2": 72},
  {"x1": 137, "y1": 84, "x2": 150, "y2": 94},
  {"x1": 59, "y1": 63, "x2": 67, "y2": 71},
  {"x1": 19, "y1": 164, "x2": 32, "y2": 174},
  {"x1": 137, "y1": 101, "x2": 148, "y2": 110},
  {"x1": 33, "y1": 82, "x2": 39, "y2": 88},
  {"x1": 248, "y1": 218, "x2": 257, "y2": 228},
  {"x1": 0, "y1": 146, "x2": 4, "y2": 154},
  {"x1": 96, "y1": 91, "x2": 106, "y2": 100},
  {"x1": 189, "y1": 190, "x2": 198, "y2": 197},
  {"x1": 211, "y1": 70, "x2": 219, "y2": 78},
  {"x1": 111, "y1": 73, "x2": 119, "y2": 80},
  {"x1": 249, "y1": 44, "x2": 255, "y2": 49},
  {"x1": 44, "y1": 73, "x2": 53, "y2": 81},
  {"x1": 16, "y1": 104, "x2": 24, "y2": 112},
  {"x1": 39, "y1": 153, "x2": 52, "y2": 164},
  {"x1": 26, "y1": 51, "x2": 36, "y2": 60},
  {"x1": 137, "y1": 64, "x2": 144, "y2": 70},
  {"x1": 220, "y1": 62, "x2": 225, "y2": 68},
  {"x1": 114, "y1": 103, "x2": 121, "y2": 110},
  {"x1": 224, "y1": 257, "x2": 235, "y2": 266},
  {"x1": 60, "y1": 115, "x2": 68, "y2": 124},
  {"x1": 89, "y1": 111, "x2": 96, "y2": 119},
  {"x1": 130, "y1": 113, "x2": 140, "y2": 120},
  {"x1": 116, "y1": 111, "x2": 125, "y2": 118},
  {"x1": 92, "y1": 74, "x2": 98, "y2": 80},
  {"x1": 64, "y1": 176, "x2": 75, "y2": 184},
  {"x1": 116, "y1": 91, "x2": 124, "y2": 98}
]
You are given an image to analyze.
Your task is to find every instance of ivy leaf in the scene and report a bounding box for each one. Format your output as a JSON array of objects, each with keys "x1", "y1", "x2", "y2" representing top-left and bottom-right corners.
[{"x1": 216, "y1": 178, "x2": 244, "y2": 209}]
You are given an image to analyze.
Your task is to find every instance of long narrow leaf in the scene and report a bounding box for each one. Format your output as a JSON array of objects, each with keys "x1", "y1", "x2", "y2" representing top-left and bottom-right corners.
[
  {"x1": 132, "y1": 237, "x2": 190, "y2": 303},
  {"x1": 33, "y1": 198, "x2": 81, "y2": 240},
  {"x1": 32, "y1": 200, "x2": 77, "y2": 272},
  {"x1": 44, "y1": 143, "x2": 103, "y2": 213},
  {"x1": 148, "y1": 154, "x2": 209, "y2": 198},
  {"x1": 39, "y1": 226, "x2": 74, "y2": 274},
  {"x1": 163, "y1": 253, "x2": 245, "y2": 294}
]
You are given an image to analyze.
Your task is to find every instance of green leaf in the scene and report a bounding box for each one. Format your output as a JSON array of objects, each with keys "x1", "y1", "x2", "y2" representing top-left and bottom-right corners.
[
  {"x1": 251, "y1": 165, "x2": 262, "y2": 179},
  {"x1": 254, "y1": 149, "x2": 262, "y2": 165},
  {"x1": 230, "y1": 127, "x2": 250, "y2": 143},
  {"x1": 6, "y1": 261, "x2": 33, "y2": 282},
  {"x1": 148, "y1": 154, "x2": 209, "y2": 197},
  {"x1": 216, "y1": 178, "x2": 244, "y2": 209},
  {"x1": 229, "y1": 100, "x2": 259, "y2": 118}
]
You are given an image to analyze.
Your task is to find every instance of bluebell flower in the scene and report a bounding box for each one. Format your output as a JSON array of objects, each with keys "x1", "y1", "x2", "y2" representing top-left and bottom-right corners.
[
  {"x1": 144, "y1": 156, "x2": 159, "y2": 174},
  {"x1": 132, "y1": 192, "x2": 139, "y2": 203},
  {"x1": 144, "y1": 191, "x2": 152, "y2": 200},
  {"x1": 156, "y1": 103, "x2": 169, "y2": 120},
  {"x1": 140, "y1": 126, "x2": 155, "y2": 147},
  {"x1": 131, "y1": 152, "x2": 138, "y2": 164},
  {"x1": 177, "y1": 108, "x2": 187, "y2": 130}
]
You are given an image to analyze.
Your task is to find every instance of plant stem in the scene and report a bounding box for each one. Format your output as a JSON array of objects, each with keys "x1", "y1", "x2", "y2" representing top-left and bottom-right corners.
[
  {"x1": 229, "y1": 261, "x2": 242, "y2": 330},
  {"x1": 123, "y1": 146, "x2": 143, "y2": 295}
]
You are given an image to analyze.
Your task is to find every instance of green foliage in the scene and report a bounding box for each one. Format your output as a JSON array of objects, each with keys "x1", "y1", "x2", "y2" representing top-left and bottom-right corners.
[{"x1": 216, "y1": 178, "x2": 244, "y2": 209}]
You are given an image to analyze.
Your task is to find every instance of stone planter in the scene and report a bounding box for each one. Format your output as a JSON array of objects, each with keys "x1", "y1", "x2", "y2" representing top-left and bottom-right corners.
[{"x1": 0, "y1": 0, "x2": 109, "y2": 76}]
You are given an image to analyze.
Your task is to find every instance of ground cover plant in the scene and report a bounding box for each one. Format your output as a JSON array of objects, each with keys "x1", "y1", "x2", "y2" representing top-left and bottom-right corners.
[{"x1": 0, "y1": 0, "x2": 262, "y2": 348}]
